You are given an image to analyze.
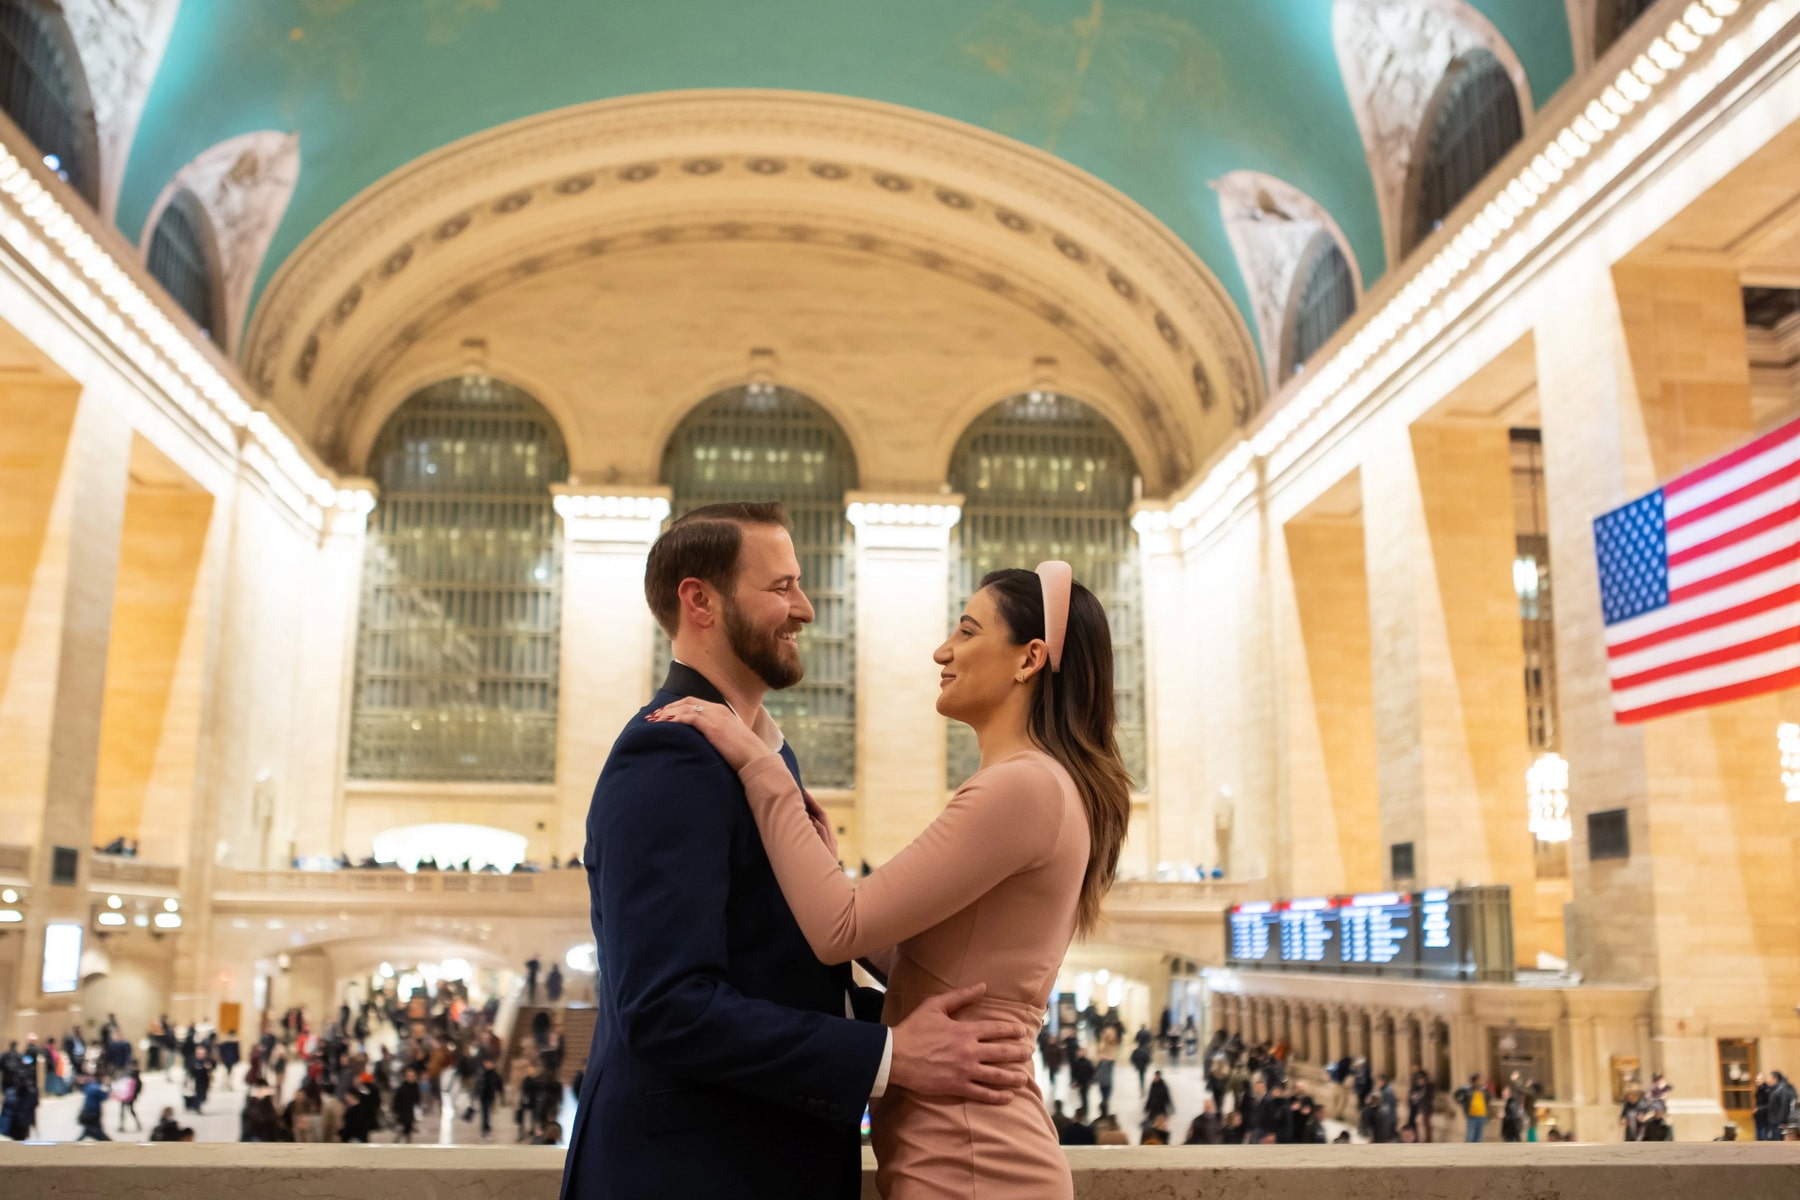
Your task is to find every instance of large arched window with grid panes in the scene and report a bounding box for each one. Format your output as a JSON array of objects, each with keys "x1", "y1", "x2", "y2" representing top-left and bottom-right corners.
[
  {"x1": 946, "y1": 393, "x2": 1146, "y2": 789},
  {"x1": 1596, "y1": 0, "x2": 1661, "y2": 57},
  {"x1": 1405, "y1": 48, "x2": 1522, "y2": 255},
  {"x1": 1282, "y1": 232, "x2": 1356, "y2": 383},
  {"x1": 349, "y1": 374, "x2": 567, "y2": 782},
  {"x1": 146, "y1": 190, "x2": 221, "y2": 341},
  {"x1": 659, "y1": 384, "x2": 858, "y2": 788},
  {"x1": 0, "y1": 0, "x2": 98, "y2": 205}
]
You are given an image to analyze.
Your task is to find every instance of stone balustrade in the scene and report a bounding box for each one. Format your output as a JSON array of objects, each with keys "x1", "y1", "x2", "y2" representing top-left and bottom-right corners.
[
  {"x1": 88, "y1": 853, "x2": 181, "y2": 890},
  {"x1": 0, "y1": 1143, "x2": 1793, "y2": 1199}
]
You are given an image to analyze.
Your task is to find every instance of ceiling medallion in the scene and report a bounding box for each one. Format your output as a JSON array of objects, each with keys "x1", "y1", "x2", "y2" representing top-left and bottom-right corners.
[
  {"x1": 1192, "y1": 363, "x2": 1215, "y2": 412},
  {"x1": 809, "y1": 162, "x2": 849, "y2": 180},
  {"x1": 1106, "y1": 269, "x2": 1137, "y2": 302},
  {"x1": 1154, "y1": 311, "x2": 1180, "y2": 348},
  {"x1": 934, "y1": 188, "x2": 973, "y2": 210},
  {"x1": 681, "y1": 158, "x2": 723, "y2": 175},
  {"x1": 873, "y1": 173, "x2": 912, "y2": 192},
  {"x1": 493, "y1": 191, "x2": 533, "y2": 214},
  {"x1": 553, "y1": 174, "x2": 595, "y2": 195},
  {"x1": 617, "y1": 163, "x2": 658, "y2": 182},
  {"x1": 1053, "y1": 235, "x2": 1087, "y2": 262},
  {"x1": 995, "y1": 209, "x2": 1032, "y2": 233},
  {"x1": 433, "y1": 213, "x2": 471, "y2": 241},
  {"x1": 746, "y1": 157, "x2": 787, "y2": 175}
]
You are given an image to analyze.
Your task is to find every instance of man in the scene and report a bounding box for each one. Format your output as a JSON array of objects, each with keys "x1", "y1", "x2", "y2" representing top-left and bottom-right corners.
[
  {"x1": 1455, "y1": 1072, "x2": 1491, "y2": 1142},
  {"x1": 1407, "y1": 1065, "x2": 1435, "y2": 1142},
  {"x1": 1767, "y1": 1070, "x2": 1797, "y2": 1140},
  {"x1": 561, "y1": 503, "x2": 1031, "y2": 1200},
  {"x1": 524, "y1": 955, "x2": 542, "y2": 1007},
  {"x1": 1144, "y1": 1069, "x2": 1174, "y2": 1130}
]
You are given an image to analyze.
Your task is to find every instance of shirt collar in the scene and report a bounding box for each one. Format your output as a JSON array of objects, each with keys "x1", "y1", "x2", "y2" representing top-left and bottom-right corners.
[{"x1": 664, "y1": 660, "x2": 786, "y2": 753}]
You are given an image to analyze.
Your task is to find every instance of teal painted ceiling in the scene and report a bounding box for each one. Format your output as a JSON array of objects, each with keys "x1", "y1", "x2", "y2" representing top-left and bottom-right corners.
[{"x1": 119, "y1": 0, "x2": 1575, "y2": 347}]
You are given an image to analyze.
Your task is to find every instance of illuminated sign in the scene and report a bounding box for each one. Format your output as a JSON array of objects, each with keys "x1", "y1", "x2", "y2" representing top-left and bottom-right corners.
[
  {"x1": 42, "y1": 922, "x2": 81, "y2": 993},
  {"x1": 1225, "y1": 886, "x2": 1513, "y2": 982}
]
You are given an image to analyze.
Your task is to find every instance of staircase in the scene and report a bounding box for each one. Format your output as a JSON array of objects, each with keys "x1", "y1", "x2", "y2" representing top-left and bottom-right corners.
[{"x1": 504, "y1": 1004, "x2": 597, "y2": 1087}]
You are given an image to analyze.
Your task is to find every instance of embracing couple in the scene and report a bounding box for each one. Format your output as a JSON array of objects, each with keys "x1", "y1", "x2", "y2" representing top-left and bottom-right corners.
[{"x1": 560, "y1": 501, "x2": 1130, "y2": 1200}]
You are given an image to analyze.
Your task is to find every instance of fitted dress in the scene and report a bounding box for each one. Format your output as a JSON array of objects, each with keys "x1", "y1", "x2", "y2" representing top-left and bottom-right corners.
[{"x1": 738, "y1": 748, "x2": 1089, "y2": 1200}]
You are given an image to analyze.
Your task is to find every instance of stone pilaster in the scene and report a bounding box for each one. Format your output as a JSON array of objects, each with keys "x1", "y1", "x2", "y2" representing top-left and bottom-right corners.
[
  {"x1": 1361, "y1": 421, "x2": 1538, "y2": 962},
  {"x1": 846, "y1": 495, "x2": 961, "y2": 865},
  {"x1": 552, "y1": 489, "x2": 672, "y2": 860},
  {"x1": 7, "y1": 385, "x2": 131, "y2": 1041},
  {"x1": 1537, "y1": 258, "x2": 1800, "y2": 1134}
]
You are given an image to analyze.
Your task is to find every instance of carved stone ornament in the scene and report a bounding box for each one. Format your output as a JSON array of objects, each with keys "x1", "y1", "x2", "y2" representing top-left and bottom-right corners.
[
  {"x1": 242, "y1": 91, "x2": 1267, "y2": 494},
  {"x1": 142, "y1": 131, "x2": 301, "y2": 353},
  {"x1": 1214, "y1": 171, "x2": 1362, "y2": 393},
  {"x1": 1332, "y1": 0, "x2": 1532, "y2": 265},
  {"x1": 62, "y1": 0, "x2": 181, "y2": 220}
]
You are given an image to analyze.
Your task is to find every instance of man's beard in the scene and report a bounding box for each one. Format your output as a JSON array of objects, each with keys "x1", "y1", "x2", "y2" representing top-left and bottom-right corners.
[{"x1": 722, "y1": 594, "x2": 804, "y2": 690}]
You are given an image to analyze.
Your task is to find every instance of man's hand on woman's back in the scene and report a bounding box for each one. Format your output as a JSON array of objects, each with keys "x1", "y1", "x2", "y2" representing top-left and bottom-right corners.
[{"x1": 889, "y1": 983, "x2": 1034, "y2": 1105}]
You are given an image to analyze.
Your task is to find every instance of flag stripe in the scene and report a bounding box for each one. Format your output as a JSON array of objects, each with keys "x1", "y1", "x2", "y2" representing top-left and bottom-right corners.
[
  {"x1": 1669, "y1": 543, "x2": 1800, "y2": 602},
  {"x1": 1605, "y1": 583, "x2": 1800, "y2": 657},
  {"x1": 1667, "y1": 459, "x2": 1800, "y2": 535},
  {"x1": 1612, "y1": 641, "x2": 1800, "y2": 716},
  {"x1": 1666, "y1": 516, "x2": 1800, "y2": 589},
  {"x1": 1609, "y1": 621, "x2": 1800, "y2": 689},
  {"x1": 1615, "y1": 664, "x2": 1800, "y2": 723},
  {"x1": 1667, "y1": 503, "x2": 1800, "y2": 567},
  {"x1": 1667, "y1": 478, "x2": 1800, "y2": 555},
  {"x1": 1664, "y1": 423, "x2": 1800, "y2": 514}
]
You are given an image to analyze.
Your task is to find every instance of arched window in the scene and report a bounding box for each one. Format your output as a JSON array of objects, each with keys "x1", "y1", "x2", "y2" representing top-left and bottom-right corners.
[
  {"x1": 1595, "y1": 0, "x2": 1662, "y2": 57},
  {"x1": 349, "y1": 375, "x2": 567, "y2": 782},
  {"x1": 1406, "y1": 49, "x2": 1522, "y2": 255},
  {"x1": 946, "y1": 393, "x2": 1147, "y2": 789},
  {"x1": 0, "y1": 0, "x2": 99, "y2": 204},
  {"x1": 1283, "y1": 233, "x2": 1356, "y2": 382},
  {"x1": 659, "y1": 384, "x2": 858, "y2": 788},
  {"x1": 146, "y1": 191, "x2": 221, "y2": 340}
]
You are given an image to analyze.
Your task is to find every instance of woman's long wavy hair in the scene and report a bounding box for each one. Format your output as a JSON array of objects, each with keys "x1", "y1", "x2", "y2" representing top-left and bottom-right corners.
[{"x1": 979, "y1": 568, "x2": 1131, "y2": 937}]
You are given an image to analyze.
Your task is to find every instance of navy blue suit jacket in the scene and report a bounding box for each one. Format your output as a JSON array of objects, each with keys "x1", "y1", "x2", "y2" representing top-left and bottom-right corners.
[{"x1": 561, "y1": 664, "x2": 887, "y2": 1200}]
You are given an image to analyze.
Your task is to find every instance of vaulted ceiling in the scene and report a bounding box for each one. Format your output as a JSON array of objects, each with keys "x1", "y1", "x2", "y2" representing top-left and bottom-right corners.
[{"x1": 115, "y1": 0, "x2": 1577, "y2": 343}]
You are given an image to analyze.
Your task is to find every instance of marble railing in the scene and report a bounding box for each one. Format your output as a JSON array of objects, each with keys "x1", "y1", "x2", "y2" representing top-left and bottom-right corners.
[
  {"x1": 212, "y1": 867, "x2": 583, "y2": 912},
  {"x1": 88, "y1": 853, "x2": 181, "y2": 889},
  {"x1": 0, "y1": 1142, "x2": 1794, "y2": 1199}
]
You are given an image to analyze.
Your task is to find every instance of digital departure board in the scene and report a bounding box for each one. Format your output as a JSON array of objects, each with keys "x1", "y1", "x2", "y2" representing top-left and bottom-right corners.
[{"x1": 1224, "y1": 885, "x2": 1513, "y2": 982}]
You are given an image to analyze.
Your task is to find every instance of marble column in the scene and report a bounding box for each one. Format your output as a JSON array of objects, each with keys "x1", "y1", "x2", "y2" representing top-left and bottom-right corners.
[
  {"x1": 1371, "y1": 1010, "x2": 1395, "y2": 1080},
  {"x1": 846, "y1": 496, "x2": 961, "y2": 865},
  {"x1": 8, "y1": 386, "x2": 132, "y2": 1041},
  {"x1": 551, "y1": 489, "x2": 671, "y2": 860},
  {"x1": 1326, "y1": 1005, "x2": 1346, "y2": 1065},
  {"x1": 1360, "y1": 421, "x2": 1538, "y2": 962},
  {"x1": 1424, "y1": 1019, "x2": 1446, "y2": 1089},
  {"x1": 1349, "y1": 1007, "x2": 1369, "y2": 1060}
]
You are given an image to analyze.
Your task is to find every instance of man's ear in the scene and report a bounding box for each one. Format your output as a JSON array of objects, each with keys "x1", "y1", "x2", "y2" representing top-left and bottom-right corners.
[{"x1": 677, "y1": 577, "x2": 717, "y2": 629}]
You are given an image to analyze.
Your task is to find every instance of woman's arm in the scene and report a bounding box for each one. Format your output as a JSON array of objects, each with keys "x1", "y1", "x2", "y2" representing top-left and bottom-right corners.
[{"x1": 737, "y1": 754, "x2": 1066, "y2": 963}]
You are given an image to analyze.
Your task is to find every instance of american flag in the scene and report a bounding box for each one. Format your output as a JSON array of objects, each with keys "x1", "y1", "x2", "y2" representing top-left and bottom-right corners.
[{"x1": 1594, "y1": 416, "x2": 1800, "y2": 724}]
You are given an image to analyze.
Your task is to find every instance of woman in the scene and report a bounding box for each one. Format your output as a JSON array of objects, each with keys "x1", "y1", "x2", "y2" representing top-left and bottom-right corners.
[{"x1": 653, "y1": 562, "x2": 1129, "y2": 1198}]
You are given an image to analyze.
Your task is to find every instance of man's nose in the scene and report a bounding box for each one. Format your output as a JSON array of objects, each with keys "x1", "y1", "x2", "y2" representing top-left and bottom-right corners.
[{"x1": 793, "y1": 586, "x2": 815, "y2": 624}]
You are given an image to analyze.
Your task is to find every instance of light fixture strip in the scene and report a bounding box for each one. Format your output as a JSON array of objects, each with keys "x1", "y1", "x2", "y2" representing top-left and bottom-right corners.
[
  {"x1": 1167, "y1": 0, "x2": 1789, "y2": 546},
  {"x1": 0, "y1": 145, "x2": 348, "y2": 530}
]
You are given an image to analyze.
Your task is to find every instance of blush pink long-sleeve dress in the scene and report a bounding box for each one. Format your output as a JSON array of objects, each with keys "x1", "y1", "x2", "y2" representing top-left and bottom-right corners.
[{"x1": 738, "y1": 748, "x2": 1090, "y2": 1200}]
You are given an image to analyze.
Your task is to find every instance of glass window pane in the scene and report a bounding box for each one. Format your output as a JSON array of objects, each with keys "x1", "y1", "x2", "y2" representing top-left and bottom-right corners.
[
  {"x1": 1410, "y1": 50, "x2": 1522, "y2": 254},
  {"x1": 946, "y1": 393, "x2": 1147, "y2": 790},
  {"x1": 349, "y1": 375, "x2": 567, "y2": 782},
  {"x1": 147, "y1": 192, "x2": 217, "y2": 339},
  {"x1": 658, "y1": 386, "x2": 858, "y2": 788},
  {"x1": 0, "y1": 2, "x2": 92, "y2": 198}
]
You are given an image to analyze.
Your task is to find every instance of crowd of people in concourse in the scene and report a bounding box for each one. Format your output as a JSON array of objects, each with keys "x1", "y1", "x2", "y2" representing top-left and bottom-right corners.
[{"x1": 0, "y1": 978, "x2": 579, "y2": 1147}]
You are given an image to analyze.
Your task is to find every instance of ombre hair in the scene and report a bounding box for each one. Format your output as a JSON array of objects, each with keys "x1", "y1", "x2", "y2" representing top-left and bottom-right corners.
[{"x1": 977, "y1": 567, "x2": 1130, "y2": 937}]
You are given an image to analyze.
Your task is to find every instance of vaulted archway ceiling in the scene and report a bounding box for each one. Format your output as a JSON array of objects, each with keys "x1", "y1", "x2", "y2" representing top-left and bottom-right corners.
[{"x1": 117, "y1": 0, "x2": 1577, "y2": 345}]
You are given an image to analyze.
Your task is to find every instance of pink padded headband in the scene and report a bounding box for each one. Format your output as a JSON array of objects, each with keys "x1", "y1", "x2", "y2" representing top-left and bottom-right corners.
[{"x1": 1036, "y1": 560, "x2": 1072, "y2": 673}]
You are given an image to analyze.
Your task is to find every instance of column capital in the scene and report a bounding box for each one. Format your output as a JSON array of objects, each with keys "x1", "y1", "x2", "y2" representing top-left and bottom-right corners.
[
  {"x1": 552, "y1": 486, "x2": 672, "y2": 546},
  {"x1": 846, "y1": 491, "x2": 963, "y2": 550}
]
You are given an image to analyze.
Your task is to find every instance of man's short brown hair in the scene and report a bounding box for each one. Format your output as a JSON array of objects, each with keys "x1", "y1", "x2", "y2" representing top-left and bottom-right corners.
[{"x1": 644, "y1": 501, "x2": 789, "y2": 637}]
